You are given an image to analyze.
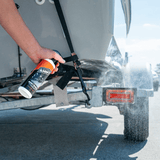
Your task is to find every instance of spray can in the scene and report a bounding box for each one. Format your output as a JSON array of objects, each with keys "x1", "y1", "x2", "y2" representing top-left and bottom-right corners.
[{"x1": 18, "y1": 59, "x2": 56, "y2": 99}]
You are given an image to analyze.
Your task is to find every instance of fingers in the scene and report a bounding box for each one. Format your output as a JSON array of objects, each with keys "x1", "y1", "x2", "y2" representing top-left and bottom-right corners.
[
  {"x1": 51, "y1": 66, "x2": 58, "y2": 74},
  {"x1": 50, "y1": 62, "x2": 59, "y2": 74},
  {"x1": 52, "y1": 51, "x2": 65, "y2": 64},
  {"x1": 55, "y1": 62, "x2": 59, "y2": 68}
]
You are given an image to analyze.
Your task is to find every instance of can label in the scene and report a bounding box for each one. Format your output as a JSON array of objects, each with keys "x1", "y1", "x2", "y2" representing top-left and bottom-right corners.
[
  {"x1": 20, "y1": 59, "x2": 54, "y2": 97},
  {"x1": 21, "y1": 67, "x2": 52, "y2": 95},
  {"x1": 35, "y1": 59, "x2": 54, "y2": 71}
]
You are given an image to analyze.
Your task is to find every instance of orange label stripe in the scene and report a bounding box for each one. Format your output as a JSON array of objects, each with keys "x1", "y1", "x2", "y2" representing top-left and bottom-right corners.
[{"x1": 35, "y1": 59, "x2": 54, "y2": 72}]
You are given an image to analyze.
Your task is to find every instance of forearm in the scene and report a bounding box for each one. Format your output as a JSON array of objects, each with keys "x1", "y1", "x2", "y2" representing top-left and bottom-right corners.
[
  {"x1": 0, "y1": 0, "x2": 41, "y2": 57},
  {"x1": 0, "y1": 0, "x2": 65, "y2": 64}
]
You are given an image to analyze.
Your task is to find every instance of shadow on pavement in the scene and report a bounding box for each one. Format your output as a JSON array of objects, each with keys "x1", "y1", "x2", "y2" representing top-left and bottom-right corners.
[{"x1": 0, "y1": 105, "x2": 147, "y2": 160}]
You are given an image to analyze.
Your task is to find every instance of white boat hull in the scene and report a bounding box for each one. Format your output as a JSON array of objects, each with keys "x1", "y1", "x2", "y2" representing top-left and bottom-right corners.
[{"x1": 0, "y1": 0, "x2": 114, "y2": 78}]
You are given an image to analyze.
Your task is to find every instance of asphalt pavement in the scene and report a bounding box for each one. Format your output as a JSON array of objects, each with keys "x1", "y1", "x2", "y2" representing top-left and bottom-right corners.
[{"x1": 0, "y1": 89, "x2": 160, "y2": 160}]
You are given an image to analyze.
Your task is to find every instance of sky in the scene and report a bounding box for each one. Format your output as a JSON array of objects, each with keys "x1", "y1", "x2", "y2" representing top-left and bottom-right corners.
[{"x1": 114, "y1": 0, "x2": 160, "y2": 69}]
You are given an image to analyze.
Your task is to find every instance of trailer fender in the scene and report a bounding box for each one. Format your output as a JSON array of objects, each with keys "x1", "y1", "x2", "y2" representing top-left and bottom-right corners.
[{"x1": 122, "y1": 62, "x2": 153, "y2": 91}]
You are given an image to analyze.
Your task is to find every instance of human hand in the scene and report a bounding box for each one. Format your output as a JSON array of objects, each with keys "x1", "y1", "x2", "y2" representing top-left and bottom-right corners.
[
  {"x1": 28, "y1": 47, "x2": 65, "y2": 64},
  {"x1": 27, "y1": 47, "x2": 65, "y2": 74}
]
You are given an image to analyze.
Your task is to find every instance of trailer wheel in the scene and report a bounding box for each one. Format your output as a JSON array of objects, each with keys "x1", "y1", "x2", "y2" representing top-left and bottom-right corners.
[{"x1": 124, "y1": 97, "x2": 149, "y2": 141}]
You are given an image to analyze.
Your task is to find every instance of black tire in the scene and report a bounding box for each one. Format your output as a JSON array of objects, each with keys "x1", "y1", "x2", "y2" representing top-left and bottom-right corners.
[{"x1": 124, "y1": 97, "x2": 149, "y2": 141}]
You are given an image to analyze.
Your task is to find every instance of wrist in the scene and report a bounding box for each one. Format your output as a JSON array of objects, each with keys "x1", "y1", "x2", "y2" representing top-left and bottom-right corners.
[
  {"x1": 25, "y1": 41, "x2": 41, "y2": 57},
  {"x1": 25, "y1": 42, "x2": 42, "y2": 64}
]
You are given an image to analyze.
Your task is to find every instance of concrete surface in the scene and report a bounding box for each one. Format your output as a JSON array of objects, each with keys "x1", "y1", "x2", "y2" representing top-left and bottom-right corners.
[{"x1": 0, "y1": 90, "x2": 159, "y2": 160}]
